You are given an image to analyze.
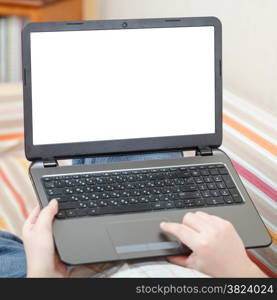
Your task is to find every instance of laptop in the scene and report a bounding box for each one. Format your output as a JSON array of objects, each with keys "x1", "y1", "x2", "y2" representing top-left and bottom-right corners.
[{"x1": 22, "y1": 17, "x2": 271, "y2": 265}]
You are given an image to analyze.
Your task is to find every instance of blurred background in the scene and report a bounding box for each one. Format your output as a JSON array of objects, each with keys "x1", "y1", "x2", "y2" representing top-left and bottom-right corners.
[{"x1": 0, "y1": 0, "x2": 276, "y2": 276}]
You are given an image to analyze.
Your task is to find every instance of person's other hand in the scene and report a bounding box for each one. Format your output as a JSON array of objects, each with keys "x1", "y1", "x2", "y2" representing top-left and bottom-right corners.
[
  {"x1": 22, "y1": 199, "x2": 68, "y2": 278},
  {"x1": 160, "y1": 211, "x2": 267, "y2": 277}
]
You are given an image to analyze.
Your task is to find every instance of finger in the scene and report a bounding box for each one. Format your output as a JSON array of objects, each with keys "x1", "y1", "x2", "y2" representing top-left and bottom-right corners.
[
  {"x1": 182, "y1": 212, "x2": 211, "y2": 233},
  {"x1": 24, "y1": 205, "x2": 41, "y2": 227},
  {"x1": 160, "y1": 221, "x2": 200, "y2": 250},
  {"x1": 194, "y1": 211, "x2": 227, "y2": 229},
  {"x1": 166, "y1": 255, "x2": 190, "y2": 268},
  {"x1": 36, "y1": 199, "x2": 58, "y2": 229}
]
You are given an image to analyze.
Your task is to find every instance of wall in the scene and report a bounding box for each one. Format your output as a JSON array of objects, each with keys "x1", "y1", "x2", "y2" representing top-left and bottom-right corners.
[{"x1": 83, "y1": 0, "x2": 277, "y2": 115}]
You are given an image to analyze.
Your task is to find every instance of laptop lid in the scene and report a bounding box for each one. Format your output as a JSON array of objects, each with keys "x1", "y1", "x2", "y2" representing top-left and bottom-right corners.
[{"x1": 22, "y1": 17, "x2": 222, "y2": 161}]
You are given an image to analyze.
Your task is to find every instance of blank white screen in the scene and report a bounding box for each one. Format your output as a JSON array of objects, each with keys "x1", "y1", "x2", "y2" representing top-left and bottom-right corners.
[{"x1": 30, "y1": 26, "x2": 215, "y2": 145}]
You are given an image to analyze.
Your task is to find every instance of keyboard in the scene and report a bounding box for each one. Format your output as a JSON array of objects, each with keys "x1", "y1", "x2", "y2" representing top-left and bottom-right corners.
[{"x1": 41, "y1": 163, "x2": 243, "y2": 219}]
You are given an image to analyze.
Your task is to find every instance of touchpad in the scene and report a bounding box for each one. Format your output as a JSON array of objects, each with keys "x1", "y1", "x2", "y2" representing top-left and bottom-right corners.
[{"x1": 106, "y1": 218, "x2": 182, "y2": 259}]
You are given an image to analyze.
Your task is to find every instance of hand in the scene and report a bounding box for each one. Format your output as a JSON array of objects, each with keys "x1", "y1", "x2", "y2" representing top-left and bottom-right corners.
[
  {"x1": 22, "y1": 199, "x2": 68, "y2": 278},
  {"x1": 160, "y1": 211, "x2": 267, "y2": 277}
]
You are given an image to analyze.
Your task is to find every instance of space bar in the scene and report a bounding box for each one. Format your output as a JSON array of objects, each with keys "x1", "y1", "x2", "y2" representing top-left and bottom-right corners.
[{"x1": 98, "y1": 203, "x2": 152, "y2": 215}]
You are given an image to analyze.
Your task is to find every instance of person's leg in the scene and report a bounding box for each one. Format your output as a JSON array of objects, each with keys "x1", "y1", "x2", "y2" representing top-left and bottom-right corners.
[
  {"x1": 0, "y1": 230, "x2": 26, "y2": 278},
  {"x1": 73, "y1": 151, "x2": 183, "y2": 165}
]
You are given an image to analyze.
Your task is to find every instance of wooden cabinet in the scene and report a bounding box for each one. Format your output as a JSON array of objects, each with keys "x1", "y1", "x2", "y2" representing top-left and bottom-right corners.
[{"x1": 0, "y1": 0, "x2": 83, "y2": 22}]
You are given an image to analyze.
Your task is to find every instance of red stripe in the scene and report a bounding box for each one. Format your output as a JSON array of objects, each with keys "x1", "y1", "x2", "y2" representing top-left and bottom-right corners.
[
  {"x1": 247, "y1": 251, "x2": 277, "y2": 278},
  {"x1": 0, "y1": 167, "x2": 28, "y2": 219},
  {"x1": 232, "y1": 160, "x2": 277, "y2": 202}
]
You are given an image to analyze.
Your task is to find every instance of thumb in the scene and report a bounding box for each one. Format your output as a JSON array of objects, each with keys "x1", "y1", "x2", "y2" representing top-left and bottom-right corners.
[
  {"x1": 36, "y1": 199, "x2": 58, "y2": 230},
  {"x1": 167, "y1": 255, "x2": 191, "y2": 268}
]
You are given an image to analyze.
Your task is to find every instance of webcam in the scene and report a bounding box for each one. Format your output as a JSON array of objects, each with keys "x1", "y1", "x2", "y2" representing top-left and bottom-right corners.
[{"x1": 122, "y1": 22, "x2": 128, "y2": 28}]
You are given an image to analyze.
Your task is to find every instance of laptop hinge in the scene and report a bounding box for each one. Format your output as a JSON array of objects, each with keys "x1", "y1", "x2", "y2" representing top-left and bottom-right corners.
[
  {"x1": 196, "y1": 147, "x2": 213, "y2": 156},
  {"x1": 43, "y1": 158, "x2": 58, "y2": 168}
]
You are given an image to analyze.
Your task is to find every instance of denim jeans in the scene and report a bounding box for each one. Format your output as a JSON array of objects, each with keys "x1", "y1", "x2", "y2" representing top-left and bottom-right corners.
[
  {"x1": 72, "y1": 151, "x2": 183, "y2": 165},
  {"x1": 0, "y1": 151, "x2": 182, "y2": 277},
  {"x1": 0, "y1": 231, "x2": 26, "y2": 278}
]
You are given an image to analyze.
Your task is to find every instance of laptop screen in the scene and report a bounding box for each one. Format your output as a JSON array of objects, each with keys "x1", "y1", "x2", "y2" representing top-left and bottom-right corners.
[{"x1": 30, "y1": 26, "x2": 215, "y2": 145}]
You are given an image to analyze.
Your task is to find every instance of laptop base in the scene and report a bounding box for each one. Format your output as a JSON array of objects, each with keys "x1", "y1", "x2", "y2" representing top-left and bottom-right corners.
[{"x1": 29, "y1": 149, "x2": 271, "y2": 265}]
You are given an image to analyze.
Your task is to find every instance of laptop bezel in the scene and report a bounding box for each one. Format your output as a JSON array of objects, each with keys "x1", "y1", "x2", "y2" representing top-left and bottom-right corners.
[{"x1": 22, "y1": 17, "x2": 222, "y2": 161}]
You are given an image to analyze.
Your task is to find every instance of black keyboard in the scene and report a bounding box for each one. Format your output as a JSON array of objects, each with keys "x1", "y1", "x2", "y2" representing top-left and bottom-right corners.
[{"x1": 41, "y1": 164, "x2": 243, "y2": 219}]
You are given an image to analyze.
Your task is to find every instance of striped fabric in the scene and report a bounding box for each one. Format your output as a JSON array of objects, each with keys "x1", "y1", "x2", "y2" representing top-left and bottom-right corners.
[{"x1": 0, "y1": 83, "x2": 276, "y2": 276}]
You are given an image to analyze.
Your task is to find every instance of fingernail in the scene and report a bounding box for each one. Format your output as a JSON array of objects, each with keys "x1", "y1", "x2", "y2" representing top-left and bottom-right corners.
[
  {"x1": 50, "y1": 199, "x2": 57, "y2": 206},
  {"x1": 160, "y1": 222, "x2": 167, "y2": 227}
]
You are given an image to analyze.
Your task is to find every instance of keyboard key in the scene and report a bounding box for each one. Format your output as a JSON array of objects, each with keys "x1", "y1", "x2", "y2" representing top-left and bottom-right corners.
[
  {"x1": 109, "y1": 199, "x2": 119, "y2": 206},
  {"x1": 181, "y1": 184, "x2": 197, "y2": 192},
  {"x1": 96, "y1": 186, "x2": 105, "y2": 192},
  {"x1": 210, "y1": 190, "x2": 220, "y2": 197},
  {"x1": 201, "y1": 190, "x2": 211, "y2": 198},
  {"x1": 44, "y1": 181, "x2": 55, "y2": 188},
  {"x1": 43, "y1": 177, "x2": 52, "y2": 181},
  {"x1": 207, "y1": 183, "x2": 216, "y2": 190},
  {"x1": 179, "y1": 167, "x2": 188, "y2": 171},
  {"x1": 89, "y1": 200, "x2": 98, "y2": 207},
  {"x1": 216, "y1": 182, "x2": 226, "y2": 189},
  {"x1": 59, "y1": 202, "x2": 78, "y2": 210},
  {"x1": 99, "y1": 203, "x2": 151, "y2": 215},
  {"x1": 190, "y1": 170, "x2": 200, "y2": 176},
  {"x1": 186, "y1": 177, "x2": 194, "y2": 184},
  {"x1": 78, "y1": 202, "x2": 88, "y2": 208},
  {"x1": 208, "y1": 165, "x2": 216, "y2": 169},
  {"x1": 81, "y1": 194, "x2": 89, "y2": 201},
  {"x1": 230, "y1": 189, "x2": 243, "y2": 203},
  {"x1": 222, "y1": 175, "x2": 235, "y2": 188},
  {"x1": 195, "y1": 199, "x2": 205, "y2": 206},
  {"x1": 233, "y1": 196, "x2": 243, "y2": 203},
  {"x1": 175, "y1": 200, "x2": 184, "y2": 208},
  {"x1": 64, "y1": 188, "x2": 74, "y2": 194},
  {"x1": 157, "y1": 194, "x2": 168, "y2": 202},
  {"x1": 54, "y1": 180, "x2": 65, "y2": 188},
  {"x1": 194, "y1": 177, "x2": 204, "y2": 183},
  {"x1": 204, "y1": 176, "x2": 213, "y2": 183},
  {"x1": 198, "y1": 184, "x2": 207, "y2": 190},
  {"x1": 209, "y1": 169, "x2": 219, "y2": 175},
  {"x1": 152, "y1": 202, "x2": 165, "y2": 210},
  {"x1": 213, "y1": 175, "x2": 222, "y2": 182},
  {"x1": 88, "y1": 208, "x2": 98, "y2": 215},
  {"x1": 99, "y1": 200, "x2": 109, "y2": 207},
  {"x1": 129, "y1": 197, "x2": 139, "y2": 204},
  {"x1": 165, "y1": 201, "x2": 175, "y2": 209},
  {"x1": 139, "y1": 196, "x2": 149, "y2": 203},
  {"x1": 179, "y1": 191, "x2": 201, "y2": 199},
  {"x1": 219, "y1": 168, "x2": 228, "y2": 175},
  {"x1": 85, "y1": 178, "x2": 95, "y2": 185},
  {"x1": 206, "y1": 197, "x2": 224, "y2": 205},
  {"x1": 56, "y1": 211, "x2": 66, "y2": 219},
  {"x1": 220, "y1": 189, "x2": 229, "y2": 196},
  {"x1": 65, "y1": 179, "x2": 75, "y2": 187},
  {"x1": 66, "y1": 209, "x2": 77, "y2": 217},
  {"x1": 200, "y1": 169, "x2": 209, "y2": 176},
  {"x1": 229, "y1": 188, "x2": 239, "y2": 196},
  {"x1": 70, "y1": 195, "x2": 80, "y2": 201},
  {"x1": 224, "y1": 196, "x2": 233, "y2": 204},
  {"x1": 91, "y1": 193, "x2": 100, "y2": 200},
  {"x1": 47, "y1": 188, "x2": 63, "y2": 196}
]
